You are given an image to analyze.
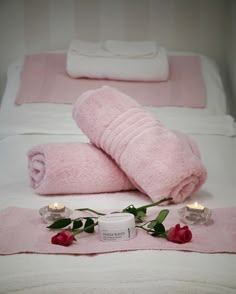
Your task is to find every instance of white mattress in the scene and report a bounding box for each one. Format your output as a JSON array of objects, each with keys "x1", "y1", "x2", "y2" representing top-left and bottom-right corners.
[{"x1": 1, "y1": 251, "x2": 235, "y2": 294}]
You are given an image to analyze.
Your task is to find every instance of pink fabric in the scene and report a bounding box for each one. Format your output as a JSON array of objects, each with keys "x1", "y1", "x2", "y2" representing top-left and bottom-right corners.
[
  {"x1": 73, "y1": 86, "x2": 207, "y2": 204},
  {"x1": 0, "y1": 206, "x2": 235, "y2": 255},
  {"x1": 15, "y1": 53, "x2": 206, "y2": 108},
  {"x1": 28, "y1": 142, "x2": 134, "y2": 195}
]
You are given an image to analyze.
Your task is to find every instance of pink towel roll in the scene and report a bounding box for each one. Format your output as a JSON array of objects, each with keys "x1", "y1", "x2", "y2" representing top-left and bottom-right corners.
[
  {"x1": 28, "y1": 142, "x2": 134, "y2": 195},
  {"x1": 73, "y1": 86, "x2": 207, "y2": 204}
]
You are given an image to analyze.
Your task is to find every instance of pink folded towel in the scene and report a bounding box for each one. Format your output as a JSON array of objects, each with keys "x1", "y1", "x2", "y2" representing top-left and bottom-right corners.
[
  {"x1": 28, "y1": 142, "x2": 134, "y2": 195},
  {"x1": 73, "y1": 86, "x2": 207, "y2": 204}
]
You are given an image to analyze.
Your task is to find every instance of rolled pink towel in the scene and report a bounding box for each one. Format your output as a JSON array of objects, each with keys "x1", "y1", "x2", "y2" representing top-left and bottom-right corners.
[
  {"x1": 28, "y1": 142, "x2": 134, "y2": 195},
  {"x1": 73, "y1": 86, "x2": 207, "y2": 204}
]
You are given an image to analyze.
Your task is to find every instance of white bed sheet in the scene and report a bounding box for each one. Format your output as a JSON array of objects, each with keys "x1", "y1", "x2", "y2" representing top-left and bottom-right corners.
[
  {"x1": 0, "y1": 108, "x2": 234, "y2": 139},
  {"x1": 0, "y1": 51, "x2": 235, "y2": 293},
  {"x1": 0, "y1": 52, "x2": 228, "y2": 139},
  {"x1": 0, "y1": 128, "x2": 236, "y2": 293}
]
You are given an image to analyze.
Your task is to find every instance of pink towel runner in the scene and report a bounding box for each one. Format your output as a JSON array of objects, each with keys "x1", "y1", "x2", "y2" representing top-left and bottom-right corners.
[
  {"x1": 0, "y1": 207, "x2": 235, "y2": 255},
  {"x1": 15, "y1": 53, "x2": 206, "y2": 108}
]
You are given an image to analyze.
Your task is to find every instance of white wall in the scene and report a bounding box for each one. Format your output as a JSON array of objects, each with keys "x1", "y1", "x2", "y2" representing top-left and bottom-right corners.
[
  {"x1": 225, "y1": 0, "x2": 236, "y2": 117},
  {"x1": 0, "y1": 0, "x2": 230, "y2": 106},
  {"x1": 0, "y1": 0, "x2": 25, "y2": 99}
]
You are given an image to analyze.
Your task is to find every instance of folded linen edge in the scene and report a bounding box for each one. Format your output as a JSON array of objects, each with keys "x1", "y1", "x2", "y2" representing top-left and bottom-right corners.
[{"x1": 69, "y1": 39, "x2": 160, "y2": 58}]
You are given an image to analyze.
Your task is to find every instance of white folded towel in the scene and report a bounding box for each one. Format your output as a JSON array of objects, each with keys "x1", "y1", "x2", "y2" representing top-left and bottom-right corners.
[
  {"x1": 104, "y1": 40, "x2": 157, "y2": 57},
  {"x1": 69, "y1": 40, "x2": 108, "y2": 57},
  {"x1": 66, "y1": 40, "x2": 169, "y2": 81}
]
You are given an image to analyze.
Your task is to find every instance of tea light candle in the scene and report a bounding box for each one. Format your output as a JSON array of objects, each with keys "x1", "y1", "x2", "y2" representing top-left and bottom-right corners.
[
  {"x1": 39, "y1": 203, "x2": 72, "y2": 223},
  {"x1": 178, "y1": 201, "x2": 211, "y2": 225},
  {"x1": 186, "y1": 202, "x2": 205, "y2": 212},
  {"x1": 48, "y1": 202, "x2": 65, "y2": 213}
]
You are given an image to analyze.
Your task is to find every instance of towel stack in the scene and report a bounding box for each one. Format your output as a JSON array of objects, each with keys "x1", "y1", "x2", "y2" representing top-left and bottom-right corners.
[
  {"x1": 27, "y1": 39, "x2": 206, "y2": 203},
  {"x1": 28, "y1": 85, "x2": 207, "y2": 204}
]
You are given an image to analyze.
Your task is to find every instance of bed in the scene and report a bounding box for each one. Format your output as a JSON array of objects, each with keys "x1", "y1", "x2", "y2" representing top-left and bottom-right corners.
[{"x1": 0, "y1": 47, "x2": 235, "y2": 294}]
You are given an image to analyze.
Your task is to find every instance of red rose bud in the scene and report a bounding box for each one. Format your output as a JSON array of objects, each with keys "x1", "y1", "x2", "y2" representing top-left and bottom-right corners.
[
  {"x1": 51, "y1": 230, "x2": 74, "y2": 246},
  {"x1": 167, "y1": 224, "x2": 192, "y2": 244}
]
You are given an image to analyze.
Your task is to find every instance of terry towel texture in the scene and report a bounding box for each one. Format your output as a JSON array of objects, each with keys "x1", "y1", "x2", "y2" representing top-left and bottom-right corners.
[
  {"x1": 73, "y1": 86, "x2": 207, "y2": 204},
  {"x1": 66, "y1": 40, "x2": 169, "y2": 81},
  {"x1": 28, "y1": 142, "x2": 134, "y2": 195}
]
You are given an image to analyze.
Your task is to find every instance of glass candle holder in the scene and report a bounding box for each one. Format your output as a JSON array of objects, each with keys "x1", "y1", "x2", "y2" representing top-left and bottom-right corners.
[
  {"x1": 39, "y1": 202, "x2": 73, "y2": 224},
  {"x1": 178, "y1": 202, "x2": 211, "y2": 225}
]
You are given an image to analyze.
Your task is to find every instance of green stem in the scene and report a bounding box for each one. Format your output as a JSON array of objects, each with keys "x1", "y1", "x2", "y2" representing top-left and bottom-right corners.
[
  {"x1": 73, "y1": 221, "x2": 98, "y2": 236},
  {"x1": 158, "y1": 232, "x2": 167, "y2": 238},
  {"x1": 135, "y1": 225, "x2": 153, "y2": 233},
  {"x1": 75, "y1": 208, "x2": 105, "y2": 216},
  {"x1": 136, "y1": 224, "x2": 168, "y2": 238},
  {"x1": 136, "y1": 197, "x2": 172, "y2": 210},
  {"x1": 72, "y1": 216, "x2": 99, "y2": 221},
  {"x1": 76, "y1": 197, "x2": 172, "y2": 217},
  {"x1": 137, "y1": 220, "x2": 152, "y2": 227}
]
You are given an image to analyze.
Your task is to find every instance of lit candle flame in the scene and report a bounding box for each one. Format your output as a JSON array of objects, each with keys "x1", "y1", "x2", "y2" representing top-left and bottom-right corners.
[
  {"x1": 186, "y1": 202, "x2": 205, "y2": 211},
  {"x1": 48, "y1": 202, "x2": 65, "y2": 212}
]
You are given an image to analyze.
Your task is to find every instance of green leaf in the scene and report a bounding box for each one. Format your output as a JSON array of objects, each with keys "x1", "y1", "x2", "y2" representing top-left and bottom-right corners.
[
  {"x1": 72, "y1": 219, "x2": 83, "y2": 230},
  {"x1": 152, "y1": 223, "x2": 166, "y2": 236},
  {"x1": 122, "y1": 206, "x2": 147, "y2": 222},
  {"x1": 84, "y1": 218, "x2": 95, "y2": 233},
  {"x1": 147, "y1": 209, "x2": 169, "y2": 229},
  {"x1": 147, "y1": 219, "x2": 158, "y2": 229},
  {"x1": 136, "y1": 210, "x2": 146, "y2": 219},
  {"x1": 155, "y1": 209, "x2": 169, "y2": 224},
  {"x1": 137, "y1": 207, "x2": 147, "y2": 215},
  {"x1": 122, "y1": 205, "x2": 137, "y2": 216},
  {"x1": 135, "y1": 212, "x2": 146, "y2": 222},
  {"x1": 47, "y1": 218, "x2": 72, "y2": 229}
]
